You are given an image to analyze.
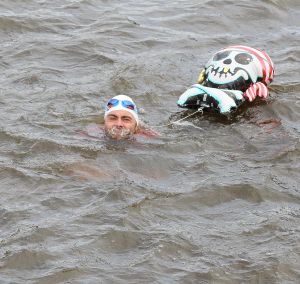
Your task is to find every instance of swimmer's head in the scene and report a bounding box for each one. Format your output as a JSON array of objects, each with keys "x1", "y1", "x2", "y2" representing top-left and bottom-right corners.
[
  {"x1": 104, "y1": 95, "x2": 139, "y2": 125},
  {"x1": 104, "y1": 95, "x2": 139, "y2": 140}
]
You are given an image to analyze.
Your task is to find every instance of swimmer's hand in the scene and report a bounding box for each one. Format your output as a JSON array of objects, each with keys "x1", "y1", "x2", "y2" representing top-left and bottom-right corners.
[
  {"x1": 177, "y1": 84, "x2": 244, "y2": 114},
  {"x1": 243, "y1": 82, "x2": 269, "y2": 102}
]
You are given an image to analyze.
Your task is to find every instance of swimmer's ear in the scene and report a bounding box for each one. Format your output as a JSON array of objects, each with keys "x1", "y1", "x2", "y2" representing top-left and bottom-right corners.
[
  {"x1": 197, "y1": 68, "x2": 206, "y2": 84},
  {"x1": 134, "y1": 122, "x2": 139, "y2": 133}
]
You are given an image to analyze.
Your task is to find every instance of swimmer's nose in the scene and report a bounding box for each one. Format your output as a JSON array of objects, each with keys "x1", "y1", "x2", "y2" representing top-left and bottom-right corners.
[{"x1": 116, "y1": 118, "x2": 124, "y2": 127}]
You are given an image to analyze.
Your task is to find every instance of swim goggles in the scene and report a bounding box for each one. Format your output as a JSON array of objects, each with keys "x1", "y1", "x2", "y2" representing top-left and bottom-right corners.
[{"x1": 106, "y1": 98, "x2": 137, "y2": 112}]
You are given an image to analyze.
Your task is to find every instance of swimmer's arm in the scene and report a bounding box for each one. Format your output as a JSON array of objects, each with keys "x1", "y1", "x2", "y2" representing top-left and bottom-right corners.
[{"x1": 65, "y1": 162, "x2": 112, "y2": 181}]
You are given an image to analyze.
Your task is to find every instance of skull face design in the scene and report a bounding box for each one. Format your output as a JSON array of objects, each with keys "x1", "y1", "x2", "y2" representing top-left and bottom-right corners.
[{"x1": 202, "y1": 46, "x2": 274, "y2": 92}]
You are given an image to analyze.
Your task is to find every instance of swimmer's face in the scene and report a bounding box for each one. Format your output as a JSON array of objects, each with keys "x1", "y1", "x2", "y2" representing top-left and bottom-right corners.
[{"x1": 104, "y1": 110, "x2": 138, "y2": 140}]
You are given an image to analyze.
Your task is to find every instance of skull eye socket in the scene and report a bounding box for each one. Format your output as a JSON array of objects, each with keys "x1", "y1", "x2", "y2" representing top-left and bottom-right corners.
[
  {"x1": 212, "y1": 51, "x2": 230, "y2": 61},
  {"x1": 235, "y1": 53, "x2": 253, "y2": 65}
]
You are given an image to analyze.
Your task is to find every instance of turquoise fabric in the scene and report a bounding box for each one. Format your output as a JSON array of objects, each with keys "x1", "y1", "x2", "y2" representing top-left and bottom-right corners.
[{"x1": 177, "y1": 84, "x2": 244, "y2": 114}]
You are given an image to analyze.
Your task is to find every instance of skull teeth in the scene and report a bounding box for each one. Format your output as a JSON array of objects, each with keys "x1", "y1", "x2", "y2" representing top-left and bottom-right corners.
[{"x1": 210, "y1": 66, "x2": 234, "y2": 77}]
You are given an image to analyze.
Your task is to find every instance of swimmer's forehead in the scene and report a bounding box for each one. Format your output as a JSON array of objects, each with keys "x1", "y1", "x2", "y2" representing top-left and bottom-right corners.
[{"x1": 105, "y1": 109, "x2": 135, "y2": 119}]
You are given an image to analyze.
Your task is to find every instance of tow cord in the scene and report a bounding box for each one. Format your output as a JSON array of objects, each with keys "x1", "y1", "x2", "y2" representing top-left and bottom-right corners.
[{"x1": 152, "y1": 107, "x2": 204, "y2": 128}]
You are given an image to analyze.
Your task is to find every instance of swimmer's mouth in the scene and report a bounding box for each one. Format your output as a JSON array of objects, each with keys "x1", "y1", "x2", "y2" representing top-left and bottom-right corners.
[{"x1": 105, "y1": 126, "x2": 133, "y2": 140}]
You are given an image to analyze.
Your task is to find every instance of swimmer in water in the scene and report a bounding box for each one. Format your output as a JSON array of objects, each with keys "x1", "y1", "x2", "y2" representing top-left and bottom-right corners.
[
  {"x1": 68, "y1": 95, "x2": 158, "y2": 181},
  {"x1": 104, "y1": 95, "x2": 139, "y2": 140},
  {"x1": 79, "y1": 94, "x2": 159, "y2": 140}
]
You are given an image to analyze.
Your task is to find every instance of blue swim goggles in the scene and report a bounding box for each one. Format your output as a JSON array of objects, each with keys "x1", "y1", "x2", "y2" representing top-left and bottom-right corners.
[{"x1": 106, "y1": 98, "x2": 137, "y2": 112}]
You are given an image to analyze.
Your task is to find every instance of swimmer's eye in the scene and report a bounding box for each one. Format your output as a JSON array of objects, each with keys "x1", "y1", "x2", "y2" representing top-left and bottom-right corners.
[
  {"x1": 123, "y1": 117, "x2": 132, "y2": 122},
  {"x1": 106, "y1": 114, "x2": 118, "y2": 120}
]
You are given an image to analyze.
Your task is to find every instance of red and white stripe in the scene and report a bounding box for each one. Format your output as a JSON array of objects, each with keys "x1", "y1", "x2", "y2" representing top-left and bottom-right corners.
[
  {"x1": 223, "y1": 45, "x2": 275, "y2": 85},
  {"x1": 243, "y1": 82, "x2": 269, "y2": 102}
]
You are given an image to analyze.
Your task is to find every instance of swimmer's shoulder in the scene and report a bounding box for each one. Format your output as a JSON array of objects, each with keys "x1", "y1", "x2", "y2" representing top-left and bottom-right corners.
[
  {"x1": 137, "y1": 121, "x2": 160, "y2": 138},
  {"x1": 78, "y1": 123, "x2": 104, "y2": 139}
]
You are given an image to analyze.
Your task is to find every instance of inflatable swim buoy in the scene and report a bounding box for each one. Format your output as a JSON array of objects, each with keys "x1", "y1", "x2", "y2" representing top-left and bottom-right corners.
[{"x1": 177, "y1": 45, "x2": 275, "y2": 114}]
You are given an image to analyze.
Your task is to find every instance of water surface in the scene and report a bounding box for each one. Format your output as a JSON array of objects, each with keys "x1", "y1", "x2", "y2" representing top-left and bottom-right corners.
[{"x1": 0, "y1": 0, "x2": 300, "y2": 283}]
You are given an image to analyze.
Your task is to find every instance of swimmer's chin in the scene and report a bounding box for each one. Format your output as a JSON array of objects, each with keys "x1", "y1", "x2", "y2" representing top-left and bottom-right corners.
[
  {"x1": 106, "y1": 133, "x2": 134, "y2": 140},
  {"x1": 105, "y1": 127, "x2": 134, "y2": 140}
]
